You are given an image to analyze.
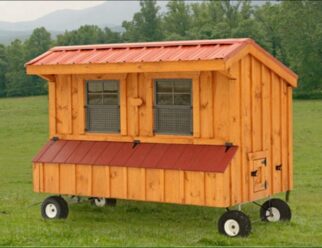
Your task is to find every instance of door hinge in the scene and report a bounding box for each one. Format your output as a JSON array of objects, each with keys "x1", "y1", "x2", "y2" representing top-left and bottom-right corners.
[
  {"x1": 262, "y1": 158, "x2": 267, "y2": 166},
  {"x1": 251, "y1": 170, "x2": 258, "y2": 177},
  {"x1": 264, "y1": 180, "x2": 268, "y2": 189}
]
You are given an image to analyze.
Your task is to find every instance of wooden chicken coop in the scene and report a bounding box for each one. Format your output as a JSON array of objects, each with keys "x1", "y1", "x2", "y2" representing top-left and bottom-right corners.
[{"x1": 26, "y1": 38, "x2": 297, "y2": 237}]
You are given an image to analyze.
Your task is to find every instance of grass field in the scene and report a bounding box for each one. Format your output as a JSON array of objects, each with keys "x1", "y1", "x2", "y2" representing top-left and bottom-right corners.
[{"x1": 0, "y1": 96, "x2": 321, "y2": 246}]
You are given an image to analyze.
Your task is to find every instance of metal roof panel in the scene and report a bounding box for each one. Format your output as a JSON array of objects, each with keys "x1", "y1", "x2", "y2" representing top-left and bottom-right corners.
[{"x1": 33, "y1": 140, "x2": 238, "y2": 173}]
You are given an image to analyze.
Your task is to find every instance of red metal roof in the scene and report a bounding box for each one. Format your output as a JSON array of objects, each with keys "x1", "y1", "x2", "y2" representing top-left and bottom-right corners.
[
  {"x1": 33, "y1": 140, "x2": 238, "y2": 173},
  {"x1": 26, "y1": 39, "x2": 250, "y2": 66}
]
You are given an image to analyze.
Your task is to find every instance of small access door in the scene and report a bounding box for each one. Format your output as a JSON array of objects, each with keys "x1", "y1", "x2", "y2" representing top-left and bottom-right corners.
[{"x1": 248, "y1": 151, "x2": 269, "y2": 200}]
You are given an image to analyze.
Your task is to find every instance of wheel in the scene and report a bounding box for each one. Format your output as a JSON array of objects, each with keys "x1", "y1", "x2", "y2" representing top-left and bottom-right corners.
[
  {"x1": 260, "y1": 198, "x2": 291, "y2": 222},
  {"x1": 218, "y1": 210, "x2": 251, "y2": 237},
  {"x1": 56, "y1": 196, "x2": 69, "y2": 218},
  {"x1": 92, "y1": 198, "x2": 117, "y2": 207},
  {"x1": 92, "y1": 197, "x2": 107, "y2": 207},
  {"x1": 41, "y1": 196, "x2": 69, "y2": 219}
]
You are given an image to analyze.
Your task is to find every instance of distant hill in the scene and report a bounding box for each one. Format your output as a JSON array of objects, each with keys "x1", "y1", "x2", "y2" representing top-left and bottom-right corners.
[
  {"x1": 0, "y1": 1, "x2": 168, "y2": 44},
  {"x1": 0, "y1": 1, "x2": 267, "y2": 45}
]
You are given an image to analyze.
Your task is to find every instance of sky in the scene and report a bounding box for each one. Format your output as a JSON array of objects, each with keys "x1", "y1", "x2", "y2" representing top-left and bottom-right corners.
[{"x1": 0, "y1": 1, "x2": 105, "y2": 22}]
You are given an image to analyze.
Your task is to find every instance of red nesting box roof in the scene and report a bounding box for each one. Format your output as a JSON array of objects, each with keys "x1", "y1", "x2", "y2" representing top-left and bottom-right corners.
[
  {"x1": 33, "y1": 140, "x2": 238, "y2": 173},
  {"x1": 26, "y1": 38, "x2": 251, "y2": 66}
]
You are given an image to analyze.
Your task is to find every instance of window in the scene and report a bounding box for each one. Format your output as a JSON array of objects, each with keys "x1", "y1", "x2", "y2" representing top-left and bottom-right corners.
[
  {"x1": 86, "y1": 80, "x2": 120, "y2": 132},
  {"x1": 154, "y1": 79, "x2": 192, "y2": 135}
]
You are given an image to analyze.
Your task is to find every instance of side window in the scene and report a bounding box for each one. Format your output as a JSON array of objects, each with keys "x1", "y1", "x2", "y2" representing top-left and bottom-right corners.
[
  {"x1": 86, "y1": 80, "x2": 120, "y2": 133},
  {"x1": 154, "y1": 79, "x2": 192, "y2": 135}
]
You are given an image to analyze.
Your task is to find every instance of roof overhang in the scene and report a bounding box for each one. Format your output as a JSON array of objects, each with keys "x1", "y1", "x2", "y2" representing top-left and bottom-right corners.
[
  {"x1": 25, "y1": 38, "x2": 298, "y2": 88},
  {"x1": 26, "y1": 60, "x2": 226, "y2": 76}
]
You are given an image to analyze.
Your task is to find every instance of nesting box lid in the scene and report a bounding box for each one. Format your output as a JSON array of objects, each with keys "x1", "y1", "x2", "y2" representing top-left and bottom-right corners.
[{"x1": 33, "y1": 140, "x2": 238, "y2": 173}]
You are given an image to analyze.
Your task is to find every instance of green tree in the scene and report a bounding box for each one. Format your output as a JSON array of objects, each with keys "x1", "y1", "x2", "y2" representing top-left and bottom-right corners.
[
  {"x1": 278, "y1": 1, "x2": 322, "y2": 91},
  {"x1": 5, "y1": 39, "x2": 27, "y2": 97},
  {"x1": 104, "y1": 27, "x2": 122, "y2": 43},
  {"x1": 25, "y1": 27, "x2": 52, "y2": 95},
  {"x1": 56, "y1": 25, "x2": 106, "y2": 45},
  {"x1": 163, "y1": 0, "x2": 191, "y2": 40},
  {"x1": 122, "y1": 0, "x2": 163, "y2": 42},
  {"x1": 0, "y1": 44, "x2": 7, "y2": 97}
]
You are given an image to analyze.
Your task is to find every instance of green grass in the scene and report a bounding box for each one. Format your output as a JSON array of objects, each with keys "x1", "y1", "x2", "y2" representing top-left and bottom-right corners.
[{"x1": 0, "y1": 96, "x2": 322, "y2": 246}]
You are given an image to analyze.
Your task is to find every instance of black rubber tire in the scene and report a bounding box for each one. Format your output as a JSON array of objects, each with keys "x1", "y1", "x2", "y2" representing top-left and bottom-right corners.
[
  {"x1": 260, "y1": 198, "x2": 291, "y2": 222},
  {"x1": 106, "y1": 198, "x2": 117, "y2": 207},
  {"x1": 41, "y1": 196, "x2": 68, "y2": 219},
  {"x1": 56, "y1": 196, "x2": 69, "y2": 218},
  {"x1": 218, "y1": 210, "x2": 252, "y2": 237}
]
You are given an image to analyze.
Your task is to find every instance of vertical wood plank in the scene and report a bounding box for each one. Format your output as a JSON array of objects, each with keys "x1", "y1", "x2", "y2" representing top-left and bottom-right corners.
[
  {"x1": 127, "y1": 73, "x2": 139, "y2": 137},
  {"x1": 92, "y1": 165, "x2": 108, "y2": 197},
  {"x1": 287, "y1": 87, "x2": 294, "y2": 190},
  {"x1": 205, "y1": 173, "x2": 216, "y2": 206},
  {"x1": 76, "y1": 164, "x2": 92, "y2": 196},
  {"x1": 262, "y1": 65, "x2": 272, "y2": 195},
  {"x1": 271, "y1": 72, "x2": 282, "y2": 194},
  {"x1": 48, "y1": 80, "x2": 57, "y2": 137},
  {"x1": 214, "y1": 172, "x2": 230, "y2": 207},
  {"x1": 240, "y1": 55, "x2": 252, "y2": 202},
  {"x1": 44, "y1": 163, "x2": 59, "y2": 193},
  {"x1": 200, "y1": 71, "x2": 214, "y2": 138},
  {"x1": 213, "y1": 72, "x2": 230, "y2": 141},
  {"x1": 229, "y1": 63, "x2": 242, "y2": 205},
  {"x1": 32, "y1": 163, "x2": 40, "y2": 192},
  {"x1": 110, "y1": 167, "x2": 126, "y2": 198},
  {"x1": 138, "y1": 73, "x2": 150, "y2": 136},
  {"x1": 145, "y1": 76, "x2": 154, "y2": 136},
  {"x1": 184, "y1": 171, "x2": 205, "y2": 205},
  {"x1": 77, "y1": 76, "x2": 85, "y2": 134},
  {"x1": 39, "y1": 163, "x2": 44, "y2": 192},
  {"x1": 193, "y1": 75, "x2": 200, "y2": 138},
  {"x1": 120, "y1": 75, "x2": 128, "y2": 136},
  {"x1": 59, "y1": 164, "x2": 76, "y2": 195},
  {"x1": 251, "y1": 57, "x2": 263, "y2": 152},
  {"x1": 127, "y1": 168, "x2": 144, "y2": 200},
  {"x1": 146, "y1": 169, "x2": 162, "y2": 202},
  {"x1": 179, "y1": 171, "x2": 185, "y2": 203},
  {"x1": 71, "y1": 75, "x2": 79, "y2": 135},
  {"x1": 281, "y1": 81, "x2": 289, "y2": 191},
  {"x1": 164, "y1": 170, "x2": 180, "y2": 203},
  {"x1": 65, "y1": 75, "x2": 73, "y2": 134}
]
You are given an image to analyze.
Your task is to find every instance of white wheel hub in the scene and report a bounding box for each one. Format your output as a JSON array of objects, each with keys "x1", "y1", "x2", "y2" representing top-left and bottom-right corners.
[
  {"x1": 224, "y1": 219, "x2": 240, "y2": 237},
  {"x1": 266, "y1": 207, "x2": 281, "y2": 222},
  {"x1": 45, "y1": 203, "x2": 58, "y2": 218},
  {"x1": 94, "y1": 198, "x2": 106, "y2": 207}
]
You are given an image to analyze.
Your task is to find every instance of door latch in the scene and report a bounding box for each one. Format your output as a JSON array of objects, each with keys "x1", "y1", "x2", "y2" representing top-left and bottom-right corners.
[
  {"x1": 251, "y1": 170, "x2": 258, "y2": 177},
  {"x1": 275, "y1": 164, "x2": 282, "y2": 171}
]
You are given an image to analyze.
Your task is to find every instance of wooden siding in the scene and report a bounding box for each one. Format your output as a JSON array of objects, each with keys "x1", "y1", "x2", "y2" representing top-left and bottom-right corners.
[
  {"x1": 37, "y1": 53, "x2": 294, "y2": 207},
  {"x1": 33, "y1": 163, "x2": 230, "y2": 208}
]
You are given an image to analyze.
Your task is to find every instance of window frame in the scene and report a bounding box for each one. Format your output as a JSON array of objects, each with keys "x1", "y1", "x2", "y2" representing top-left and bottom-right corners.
[
  {"x1": 85, "y1": 80, "x2": 120, "y2": 133},
  {"x1": 153, "y1": 78, "x2": 193, "y2": 135}
]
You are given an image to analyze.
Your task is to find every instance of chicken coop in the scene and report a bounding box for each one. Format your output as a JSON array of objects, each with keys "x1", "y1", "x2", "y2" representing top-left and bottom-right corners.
[{"x1": 26, "y1": 38, "x2": 297, "y2": 237}]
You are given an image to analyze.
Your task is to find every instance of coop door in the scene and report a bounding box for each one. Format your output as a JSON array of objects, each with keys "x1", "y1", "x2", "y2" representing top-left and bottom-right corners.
[{"x1": 248, "y1": 151, "x2": 269, "y2": 200}]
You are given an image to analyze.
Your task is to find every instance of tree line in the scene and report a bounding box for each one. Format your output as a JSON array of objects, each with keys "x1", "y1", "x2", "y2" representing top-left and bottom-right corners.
[{"x1": 0, "y1": 0, "x2": 321, "y2": 98}]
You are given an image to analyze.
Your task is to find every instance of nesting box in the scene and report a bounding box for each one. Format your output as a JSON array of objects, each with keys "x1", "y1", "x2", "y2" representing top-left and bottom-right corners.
[{"x1": 26, "y1": 38, "x2": 297, "y2": 236}]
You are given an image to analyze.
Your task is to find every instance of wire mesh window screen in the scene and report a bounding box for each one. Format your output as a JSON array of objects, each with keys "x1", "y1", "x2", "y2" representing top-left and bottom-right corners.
[
  {"x1": 154, "y1": 79, "x2": 192, "y2": 135},
  {"x1": 86, "y1": 80, "x2": 120, "y2": 132}
]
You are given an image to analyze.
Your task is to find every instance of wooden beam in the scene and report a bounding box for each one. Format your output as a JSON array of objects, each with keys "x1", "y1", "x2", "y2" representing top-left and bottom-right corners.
[
  {"x1": 39, "y1": 74, "x2": 55, "y2": 81},
  {"x1": 26, "y1": 60, "x2": 226, "y2": 76}
]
